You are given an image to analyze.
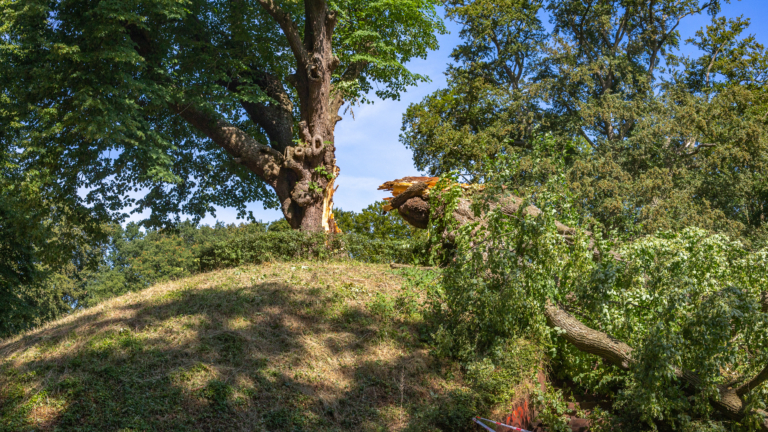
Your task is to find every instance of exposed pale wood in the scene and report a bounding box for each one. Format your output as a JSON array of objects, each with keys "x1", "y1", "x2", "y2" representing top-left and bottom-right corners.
[{"x1": 322, "y1": 167, "x2": 341, "y2": 233}]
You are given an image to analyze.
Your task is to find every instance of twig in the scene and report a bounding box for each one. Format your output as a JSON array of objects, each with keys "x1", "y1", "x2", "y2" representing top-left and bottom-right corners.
[{"x1": 389, "y1": 263, "x2": 436, "y2": 271}]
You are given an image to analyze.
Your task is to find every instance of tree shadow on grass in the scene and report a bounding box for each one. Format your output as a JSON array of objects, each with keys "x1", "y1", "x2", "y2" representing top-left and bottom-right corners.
[{"x1": 0, "y1": 273, "x2": 475, "y2": 432}]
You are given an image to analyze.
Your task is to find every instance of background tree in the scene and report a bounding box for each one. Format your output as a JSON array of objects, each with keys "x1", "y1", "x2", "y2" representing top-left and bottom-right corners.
[
  {"x1": 335, "y1": 201, "x2": 421, "y2": 240},
  {"x1": 401, "y1": 0, "x2": 768, "y2": 246},
  {"x1": 0, "y1": 150, "x2": 100, "y2": 336},
  {"x1": 1, "y1": 0, "x2": 444, "y2": 232},
  {"x1": 401, "y1": 0, "x2": 546, "y2": 180}
]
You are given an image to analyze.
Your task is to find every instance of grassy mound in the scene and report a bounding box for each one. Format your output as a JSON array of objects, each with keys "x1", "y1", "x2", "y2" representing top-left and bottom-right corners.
[{"x1": 1, "y1": 262, "x2": 498, "y2": 432}]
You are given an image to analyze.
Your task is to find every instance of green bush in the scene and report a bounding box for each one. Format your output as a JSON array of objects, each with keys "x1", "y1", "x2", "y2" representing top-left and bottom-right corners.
[
  {"x1": 197, "y1": 230, "x2": 334, "y2": 270},
  {"x1": 81, "y1": 221, "x2": 429, "y2": 308},
  {"x1": 339, "y1": 233, "x2": 427, "y2": 264},
  {"x1": 335, "y1": 201, "x2": 421, "y2": 241},
  {"x1": 428, "y1": 388, "x2": 484, "y2": 432},
  {"x1": 198, "y1": 231, "x2": 428, "y2": 270},
  {"x1": 464, "y1": 341, "x2": 542, "y2": 405}
]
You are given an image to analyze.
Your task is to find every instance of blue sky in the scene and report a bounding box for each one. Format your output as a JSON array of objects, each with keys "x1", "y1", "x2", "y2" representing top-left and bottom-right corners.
[{"x1": 147, "y1": 0, "x2": 768, "y2": 226}]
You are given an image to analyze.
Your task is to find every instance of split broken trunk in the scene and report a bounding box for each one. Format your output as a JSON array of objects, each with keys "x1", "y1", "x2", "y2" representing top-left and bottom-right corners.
[{"x1": 378, "y1": 177, "x2": 768, "y2": 430}]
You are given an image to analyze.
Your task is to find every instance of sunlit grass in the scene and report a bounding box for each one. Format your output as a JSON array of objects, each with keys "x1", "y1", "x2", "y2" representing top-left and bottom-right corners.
[{"x1": 0, "y1": 261, "x2": 518, "y2": 431}]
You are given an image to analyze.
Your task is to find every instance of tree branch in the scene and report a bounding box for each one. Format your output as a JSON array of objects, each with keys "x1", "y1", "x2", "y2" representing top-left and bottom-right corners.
[
  {"x1": 544, "y1": 301, "x2": 768, "y2": 430},
  {"x1": 705, "y1": 44, "x2": 724, "y2": 88},
  {"x1": 737, "y1": 364, "x2": 768, "y2": 397},
  {"x1": 579, "y1": 128, "x2": 598, "y2": 149},
  {"x1": 327, "y1": 60, "x2": 369, "y2": 130},
  {"x1": 544, "y1": 301, "x2": 634, "y2": 369},
  {"x1": 171, "y1": 103, "x2": 284, "y2": 186},
  {"x1": 255, "y1": 0, "x2": 309, "y2": 67},
  {"x1": 649, "y1": 2, "x2": 714, "y2": 76},
  {"x1": 221, "y1": 71, "x2": 294, "y2": 153}
]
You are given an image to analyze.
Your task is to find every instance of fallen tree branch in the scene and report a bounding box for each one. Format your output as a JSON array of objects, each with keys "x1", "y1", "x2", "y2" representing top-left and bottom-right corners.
[
  {"x1": 544, "y1": 302, "x2": 633, "y2": 370},
  {"x1": 171, "y1": 103, "x2": 283, "y2": 185},
  {"x1": 544, "y1": 301, "x2": 768, "y2": 430},
  {"x1": 381, "y1": 176, "x2": 768, "y2": 426}
]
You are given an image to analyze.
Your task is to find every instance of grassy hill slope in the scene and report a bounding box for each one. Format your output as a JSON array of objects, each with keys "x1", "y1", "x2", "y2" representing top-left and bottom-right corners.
[{"x1": 1, "y1": 262, "x2": 496, "y2": 432}]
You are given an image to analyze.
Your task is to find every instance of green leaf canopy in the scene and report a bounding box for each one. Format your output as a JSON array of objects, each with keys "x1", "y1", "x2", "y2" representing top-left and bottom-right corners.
[{"x1": 1, "y1": 0, "x2": 444, "y2": 228}]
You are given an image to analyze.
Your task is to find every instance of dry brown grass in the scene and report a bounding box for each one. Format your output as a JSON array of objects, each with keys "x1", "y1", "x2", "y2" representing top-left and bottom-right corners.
[{"x1": 0, "y1": 261, "x2": 491, "y2": 432}]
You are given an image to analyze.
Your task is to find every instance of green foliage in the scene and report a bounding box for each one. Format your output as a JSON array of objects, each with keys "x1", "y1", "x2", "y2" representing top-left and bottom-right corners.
[
  {"x1": 84, "y1": 221, "x2": 274, "y2": 303},
  {"x1": 197, "y1": 230, "x2": 337, "y2": 270},
  {"x1": 0, "y1": 0, "x2": 445, "y2": 228},
  {"x1": 335, "y1": 201, "x2": 422, "y2": 241},
  {"x1": 429, "y1": 188, "x2": 593, "y2": 359},
  {"x1": 401, "y1": 0, "x2": 546, "y2": 180},
  {"x1": 83, "y1": 224, "x2": 202, "y2": 306},
  {"x1": 428, "y1": 388, "x2": 484, "y2": 432},
  {"x1": 313, "y1": 165, "x2": 335, "y2": 180},
  {"x1": 308, "y1": 181, "x2": 324, "y2": 195},
  {"x1": 199, "y1": 380, "x2": 234, "y2": 411},
  {"x1": 428, "y1": 175, "x2": 768, "y2": 429},
  {"x1": 78, "y1": 215, "x2": 427, "y2": 308},
  {"x1": 464, "y1": 347, "x2": 540, "y2": 405},
  {"x1": 0, "y1": 190, "x2": 42, "y2": 335},
  {"x1": 401, "y1": 0, "x2": 768, "y2": 247},
  {"x1": 266, "y1": 219, "x2": 292, "y2": 232},
  {"x1": 341, "y1": 233, "x2": 427, "y2": 264},
  {"x1": 0, "y1": 148, "x2": 104, "y2": 337},
  {"x1": 0, "y1": 197, "x2": 431, "y2": 336},
  {"x1": 198, "y1": 231, "x2": 426, "y2": 270},
  {"x1": 574, "y1": 230, "x2": 768, "y2": 428},
  {"x1": 367, "y1": 292, "x2": 396, "y2": 321},
  {"x1": 533, "y1": 387, "x2": 573, "y2": 432}
]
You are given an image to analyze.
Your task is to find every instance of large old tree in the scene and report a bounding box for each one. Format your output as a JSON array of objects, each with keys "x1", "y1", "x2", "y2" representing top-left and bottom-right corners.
[{"x1": 1, "y1": 0, "x2": 443, "y2": 231}]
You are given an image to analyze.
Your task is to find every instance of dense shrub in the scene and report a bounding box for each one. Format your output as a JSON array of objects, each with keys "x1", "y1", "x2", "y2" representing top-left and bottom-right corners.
[
  {"x1": 198, "y1": 231, "x2": 426, "y2": 270},
  {"x1": 197, "y1": 230, "x2": 334, "y2": 270},
  {"x1": 81, "y1": 220, "x2": 428, "y2": 307},
  {"x1": 335, "y1": 201, "x2": 422, "y2": 241},
  {"x1": 339, "y1": 233, "x2": 427, "y2": 264}
]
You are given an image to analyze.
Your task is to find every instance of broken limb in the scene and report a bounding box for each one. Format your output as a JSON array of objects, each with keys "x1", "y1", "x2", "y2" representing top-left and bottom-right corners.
[{"x1": 379, "y1": 176, "x2": 768, "y2": 428}]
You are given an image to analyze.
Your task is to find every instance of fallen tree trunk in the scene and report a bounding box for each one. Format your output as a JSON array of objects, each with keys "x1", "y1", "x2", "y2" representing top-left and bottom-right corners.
[{"x1": 381, "y1": 179, "x2": 768, "y2": 428}]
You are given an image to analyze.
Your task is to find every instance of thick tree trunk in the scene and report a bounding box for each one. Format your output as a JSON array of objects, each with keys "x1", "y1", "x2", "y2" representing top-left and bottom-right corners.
[{"x1": 271, "y1": 0, "x2": 339, "y2": 232}]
